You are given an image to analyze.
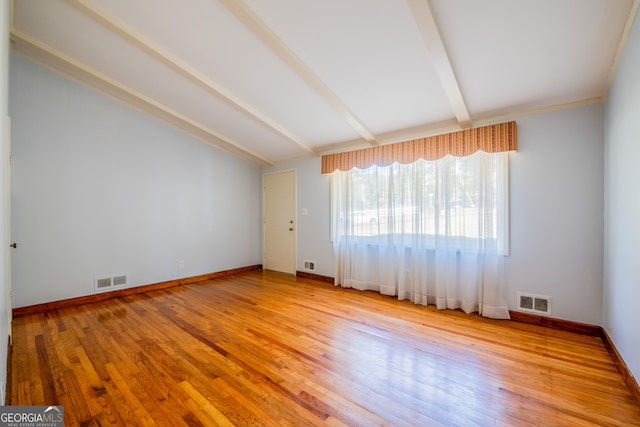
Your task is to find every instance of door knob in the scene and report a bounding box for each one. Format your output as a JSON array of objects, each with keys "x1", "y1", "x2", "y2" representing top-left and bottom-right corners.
[{"x1": 9, "y1": 243, "x2": 16, "y2": 248}]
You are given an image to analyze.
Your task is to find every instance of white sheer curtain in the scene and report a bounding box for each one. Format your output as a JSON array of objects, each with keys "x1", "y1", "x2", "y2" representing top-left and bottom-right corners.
[{"x1": 332, "y1": 151, "x2": 510, "y2": 319}]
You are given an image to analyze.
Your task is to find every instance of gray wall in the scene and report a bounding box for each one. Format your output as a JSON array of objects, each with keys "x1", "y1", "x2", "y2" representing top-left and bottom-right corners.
[
  {"x1": 603, "y1": 7, "x2": 640, "y2": 384},
  {"x1": 264, "y1": 103, "x2": 605, "y2": 326},
  {"x1": 506, "y1": 105, "x2": 604, "y2": 324},
  {"x1": 9, "y1": 53, "x2": 261, "y2": 308}
]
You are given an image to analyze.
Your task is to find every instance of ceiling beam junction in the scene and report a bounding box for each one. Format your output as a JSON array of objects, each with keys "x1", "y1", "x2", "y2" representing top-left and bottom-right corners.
[{"x1": 219, "y1": 0, "x2": 380, "y2": 146}]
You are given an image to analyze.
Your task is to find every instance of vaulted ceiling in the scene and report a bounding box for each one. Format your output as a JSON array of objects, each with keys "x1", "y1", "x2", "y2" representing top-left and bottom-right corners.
[{"x1": 10, "y1": 0, "x2": 639, "y2": 165}]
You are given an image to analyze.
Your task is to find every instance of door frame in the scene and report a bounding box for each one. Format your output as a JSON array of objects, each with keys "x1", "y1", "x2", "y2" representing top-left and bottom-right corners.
[
  {"x1": 3, "y1": 117, "x2": 11, "y2": 343},
  {"x1": 262, "y1": 169, "x2": 297, "y2": 274}
]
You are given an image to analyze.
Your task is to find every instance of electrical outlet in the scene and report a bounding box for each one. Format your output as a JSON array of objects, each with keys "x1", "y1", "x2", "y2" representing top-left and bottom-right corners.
[{"x1": 178, "y1": 260, "x2": 185, "y2": 269}]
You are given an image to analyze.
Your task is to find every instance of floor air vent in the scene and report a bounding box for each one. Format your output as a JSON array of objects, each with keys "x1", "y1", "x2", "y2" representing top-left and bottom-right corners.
[
  {"x1": 517, "y1": 292, "x2": 551, "y2": 315},
  {"x1": 95, "y1": 274, "x2": 128, "y2": 292}
]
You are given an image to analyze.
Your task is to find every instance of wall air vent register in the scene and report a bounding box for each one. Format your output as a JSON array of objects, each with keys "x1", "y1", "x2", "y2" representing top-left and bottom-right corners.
[
  {"x1": 517, "y1": 292, "x2": 551, "y2": 315},
  {"x1": 95, "y1": 274, "x2": 128, "y2": 292}
]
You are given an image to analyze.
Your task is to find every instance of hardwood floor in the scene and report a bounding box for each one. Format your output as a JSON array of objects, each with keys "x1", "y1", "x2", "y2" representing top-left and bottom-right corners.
[{"x1": 8, "y1": 270, "x2": 640, "y2": 426}]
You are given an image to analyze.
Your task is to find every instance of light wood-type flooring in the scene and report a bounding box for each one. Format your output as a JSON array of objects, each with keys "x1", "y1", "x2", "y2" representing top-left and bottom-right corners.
[{"x1": 8, "y1": 270, "x2": 640, "y2": 426}]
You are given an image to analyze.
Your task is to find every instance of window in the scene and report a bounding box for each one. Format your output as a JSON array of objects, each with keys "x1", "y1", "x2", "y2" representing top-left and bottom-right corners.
[
  {"x1": 332, "y1": 150, "x2": 509, "y2": 255},
  {"x1": 330, "y1": 151, "x2": 510, "y2": 318},
  {"x1": 325, "y1": 123, "x2": 515, "y2": 318}
]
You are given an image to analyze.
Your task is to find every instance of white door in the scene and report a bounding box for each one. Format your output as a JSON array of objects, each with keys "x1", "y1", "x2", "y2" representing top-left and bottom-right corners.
[{"x1": 263, "y1": 170, "x2": 296, "y2": 274}]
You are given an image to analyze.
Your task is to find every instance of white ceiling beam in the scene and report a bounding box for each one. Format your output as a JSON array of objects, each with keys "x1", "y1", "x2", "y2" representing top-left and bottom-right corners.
[
  {"x1": 10, "y1": 30, "x2": 275, "y2": 166},
  {"x1": 218, "y1": 0, "x2": 379, "y2": 146},
  {"x1": 65, "y1": 0, "x2": 316, "y2": 155},
  {"x1": 406, "y1": 0, "x2": 472, "y2": 129}
]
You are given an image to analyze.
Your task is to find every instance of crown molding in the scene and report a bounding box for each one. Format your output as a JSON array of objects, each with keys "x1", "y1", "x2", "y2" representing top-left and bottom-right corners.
[
  {"x1": 602, "y1": 0, "x2": 640, "y2": 101},
  {"x1": 317, "y1": 97, "x2": 603, "y2": 157}
]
